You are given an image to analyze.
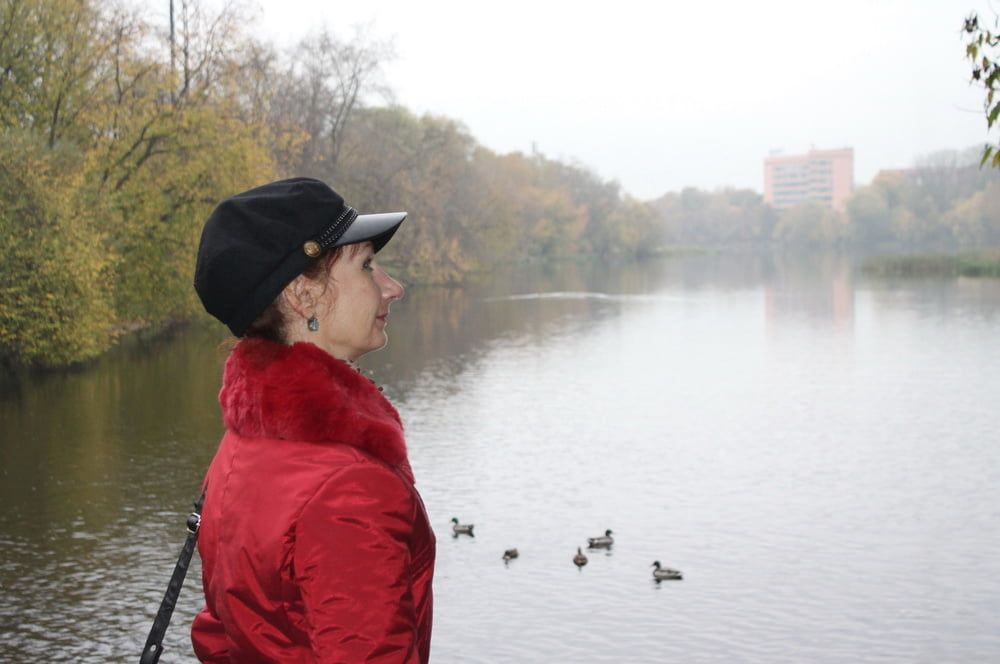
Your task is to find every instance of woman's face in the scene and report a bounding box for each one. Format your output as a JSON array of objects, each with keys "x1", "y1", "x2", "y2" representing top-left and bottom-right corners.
[{"x1": 314, "y1": 242, "x2": 404, "y2": 361}]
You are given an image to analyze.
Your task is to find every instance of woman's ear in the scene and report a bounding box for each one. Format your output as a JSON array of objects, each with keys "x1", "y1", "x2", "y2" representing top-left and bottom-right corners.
[{"x1": 281, "y1": 275, "x2": 319, "y2": 319}]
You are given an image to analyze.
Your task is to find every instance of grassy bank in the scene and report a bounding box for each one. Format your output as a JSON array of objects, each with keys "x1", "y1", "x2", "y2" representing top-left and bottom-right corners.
[{"x1": 862, "y1": 251, "x2": 1000, "y2": 278}]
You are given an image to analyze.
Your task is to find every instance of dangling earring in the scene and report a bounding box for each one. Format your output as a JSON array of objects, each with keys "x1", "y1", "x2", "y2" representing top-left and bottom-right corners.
[{"x1": 307, "y1": 315, "x2": 319, "y2": 332}]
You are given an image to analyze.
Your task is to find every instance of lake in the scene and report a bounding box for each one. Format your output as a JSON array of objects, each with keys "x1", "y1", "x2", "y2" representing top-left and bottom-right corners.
[{"x1": 1, "y1": 251, "x2": 999, "y2": 662}]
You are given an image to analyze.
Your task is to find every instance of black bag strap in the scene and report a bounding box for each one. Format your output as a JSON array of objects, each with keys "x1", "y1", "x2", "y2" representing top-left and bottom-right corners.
[{"x1": 139, "y1": 492, "x2": 205, "y2": 664}]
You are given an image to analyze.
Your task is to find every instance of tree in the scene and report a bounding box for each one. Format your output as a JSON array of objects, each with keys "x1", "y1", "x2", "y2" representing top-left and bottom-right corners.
[
  {"x1": 0, "y1": 0, "x2": 115, "y2": 147},
  {"x1": 94, "y1": 0, "x2": 274, "y2": 325},
  {"x1": 772, "y1": 202, "x2": 831, "y2": 246},
  {"x1": 965, "y1": 13, "x2": 1000, "y2": 167},
  {"x1": 0, "y1": 131, "x2": 116, "y2": 367},
  {"x1": 0, "y1": 0, "x2": 274, "y2": 365},
  {"x1": 274, "y1": 27, "x2": 393, "y2": 180},
  {"x1": 847, "y1": 186, "x2": 892, "y2": 244}
]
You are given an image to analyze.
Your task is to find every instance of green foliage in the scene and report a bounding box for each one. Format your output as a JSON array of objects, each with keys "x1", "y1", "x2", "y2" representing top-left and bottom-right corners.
[
  {"x1": 654, "y1": 187, "x2": 776, "y2": 246},
  {"x1": 864, "y1": 154, "x2": 1000, "y2": 246},
  {"x1": 107, "y1": 103, "x2": 274, "y2": 324},
  {"x1": 602, "y1": 196, "x2": 663, "y2": 256},
  {"x1": 862, "y1": 251, "x2": 1000, "y2": 278},
  {"x1": 847, "y1": 187, "x2": 892, "y2": 244},
  {"x1": 965, "y1": 13, "x2": 1000, "y2": 168},
  {"x1": 773, "y1": 203, "x2": 847, "y2": 246},
  {"x1": 0, "y1": 131, "x2": 116, "y2": 367},
  {"x1": 0, "y1": 0, "x2": 111, "y2": 147}
]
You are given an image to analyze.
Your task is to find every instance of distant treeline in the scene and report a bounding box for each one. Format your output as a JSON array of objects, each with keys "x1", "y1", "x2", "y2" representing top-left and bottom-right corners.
[
  {"x1": 1, "y1": 1, "x2": 998, "y2": 368},
  {"x1": 654, "y1": 146, "x2": 1000, "y2": 248}
]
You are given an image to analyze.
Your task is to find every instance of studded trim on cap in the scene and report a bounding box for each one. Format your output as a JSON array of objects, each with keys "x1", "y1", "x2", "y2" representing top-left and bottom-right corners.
[{"x1": 314, "y1": 206, "x2": 358, "y2": 251}]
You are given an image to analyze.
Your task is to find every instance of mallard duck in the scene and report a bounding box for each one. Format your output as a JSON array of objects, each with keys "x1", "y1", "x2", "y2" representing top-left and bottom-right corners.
[
  {"x1": 450, "y1": 517, "x2": 474, "y2": 536},
  {"x1": 651, "y1": 561, "x2": 682, "y2": 581},
  {"x1": 587, "y1": 529, "x2": 614, "y2": 548},
  {"x1": 502, "y1": 548, "x2": 519, "y2": 562},
  {"x1": 573, "y1": 547, "x2": 588, "y2": 568}
]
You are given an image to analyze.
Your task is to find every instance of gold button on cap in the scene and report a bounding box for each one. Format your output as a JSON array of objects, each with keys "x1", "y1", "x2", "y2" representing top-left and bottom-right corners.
[{"x1": 303, "y1": 240, "x2": 322, "y2": 258}]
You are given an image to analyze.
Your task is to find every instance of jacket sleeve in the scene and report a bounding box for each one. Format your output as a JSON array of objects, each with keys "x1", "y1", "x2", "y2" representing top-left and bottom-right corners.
[{"x1": 295, "y1": 460, "x2": 419, "y2": 663}]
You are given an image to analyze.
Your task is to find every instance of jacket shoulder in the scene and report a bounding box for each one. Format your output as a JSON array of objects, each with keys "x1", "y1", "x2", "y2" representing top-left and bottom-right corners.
[{"x1": 298, "y1": 450, "x2": 416, "y2": 518}]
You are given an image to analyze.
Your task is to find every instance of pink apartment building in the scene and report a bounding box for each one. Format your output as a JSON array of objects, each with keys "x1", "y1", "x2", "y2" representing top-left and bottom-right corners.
[{"x1": 763, "y1": 148, "x2": 854, "y2": 211}]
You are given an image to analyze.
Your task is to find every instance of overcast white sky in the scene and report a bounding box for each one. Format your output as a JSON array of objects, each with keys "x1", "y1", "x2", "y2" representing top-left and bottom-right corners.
[{"x1": 144, "y1": 0, "x2": 994, "y2": 199}]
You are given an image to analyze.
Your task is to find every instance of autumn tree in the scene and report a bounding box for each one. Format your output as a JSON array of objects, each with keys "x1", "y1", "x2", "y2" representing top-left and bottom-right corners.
[
  {"x1": 83, "y1": 0, "x2": 274, "y2": 324},
  {"x1": 0, "y1": 131, "x2": 116, "y2": 367},
  {"x1": 653, "y1": 187, "x2": 775, "y2": 246},
  {"x1": 0, "y1": 0, "x2": 115, "y2": 146},
  {"x1": 327, "y1": 107, "x2": 477, "y2": 282},
  {"x1": 0, "y1": 0, "x2": 273, "y2": 365}
]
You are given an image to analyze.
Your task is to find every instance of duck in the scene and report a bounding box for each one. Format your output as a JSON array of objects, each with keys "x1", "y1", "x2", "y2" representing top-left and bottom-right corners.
[
  {"x1": 651, "y1": 560, "x2": 683, "y2": 581},
  {"x1": 587, "y1": 529, "x2": 614, "y2": 548},
  {"x1": 573, "y1": 547, "x2": 588, "y2": 568},
  {"x1": 502, "y1": 548, "x2": 519, "y2": 562},
  {"x1": 450, "y1": 517, "x2": 474, "y2": 537}
]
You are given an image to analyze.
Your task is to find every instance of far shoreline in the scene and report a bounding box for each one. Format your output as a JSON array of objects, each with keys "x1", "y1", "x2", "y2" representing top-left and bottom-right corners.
[{"x1": 861, "y1": 251, "x2": 1000, "y2": 279}]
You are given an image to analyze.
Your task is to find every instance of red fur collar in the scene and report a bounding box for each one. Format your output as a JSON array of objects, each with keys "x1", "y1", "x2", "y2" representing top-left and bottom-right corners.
[{"x1": 220, "y1": 338, "x2": 411, "y2": 480}]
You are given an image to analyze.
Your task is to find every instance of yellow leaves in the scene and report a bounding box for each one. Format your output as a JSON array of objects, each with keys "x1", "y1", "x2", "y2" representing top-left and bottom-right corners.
[
  {"x1": 0, "y1": 0, "x2": 275, "y2": 366},
  {"x1": 0, "y1": 130, "x2": 117, "y2": 367}
]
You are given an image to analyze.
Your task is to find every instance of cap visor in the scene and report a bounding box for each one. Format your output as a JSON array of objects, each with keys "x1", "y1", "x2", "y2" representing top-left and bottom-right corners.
[{"x1": 336, "y1": 211, "x2": 407, "y2": 253}]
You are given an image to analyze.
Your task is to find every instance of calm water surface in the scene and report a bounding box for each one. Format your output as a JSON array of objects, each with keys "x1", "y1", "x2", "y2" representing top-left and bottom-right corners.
[{"x1": 2, "y1": 252, "x2": 999, "y2": 662}]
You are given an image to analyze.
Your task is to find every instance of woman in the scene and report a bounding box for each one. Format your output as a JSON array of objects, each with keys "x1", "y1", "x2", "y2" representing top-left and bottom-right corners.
[{"x1": 190, "y1": 178, "x2": 435, "y2": 663}]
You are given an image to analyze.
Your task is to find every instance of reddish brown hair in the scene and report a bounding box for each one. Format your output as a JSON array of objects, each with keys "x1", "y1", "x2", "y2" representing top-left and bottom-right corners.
[{"x1": 244, "y1": 246, "x2": 347, "y2": 344}]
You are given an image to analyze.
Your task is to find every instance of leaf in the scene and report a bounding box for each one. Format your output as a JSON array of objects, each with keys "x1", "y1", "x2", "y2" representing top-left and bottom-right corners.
[
  {"x1": 981, "y1": 145, "x2": 993, "y2": 168},
  {"x1": 989, "y1": 102, "x2": 1000, "y2": 127},
  {"x1": 968, "y1": 43, "x2": 979, "y2": 59}
]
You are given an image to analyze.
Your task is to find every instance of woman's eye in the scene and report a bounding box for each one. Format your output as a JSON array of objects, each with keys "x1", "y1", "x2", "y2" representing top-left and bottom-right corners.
[{"x1": 362, "y1": 258, "x2": 374, "y2": 272}]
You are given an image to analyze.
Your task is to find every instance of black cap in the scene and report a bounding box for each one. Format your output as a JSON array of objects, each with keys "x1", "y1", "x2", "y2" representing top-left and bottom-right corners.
[{"x1": 194, "y1": 177, "x2": 406, "y2": 336}]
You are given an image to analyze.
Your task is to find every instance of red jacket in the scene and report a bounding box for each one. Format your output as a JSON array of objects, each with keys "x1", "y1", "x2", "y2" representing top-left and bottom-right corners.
[{"x1": 191, "y1": 339, "x2": 435, "y2": 663}]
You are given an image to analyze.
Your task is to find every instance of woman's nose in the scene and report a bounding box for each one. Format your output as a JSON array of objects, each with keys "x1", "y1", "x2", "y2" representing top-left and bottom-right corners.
[{"x1": 378, "y1": 268, "x2": 405, "y2": 302}]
